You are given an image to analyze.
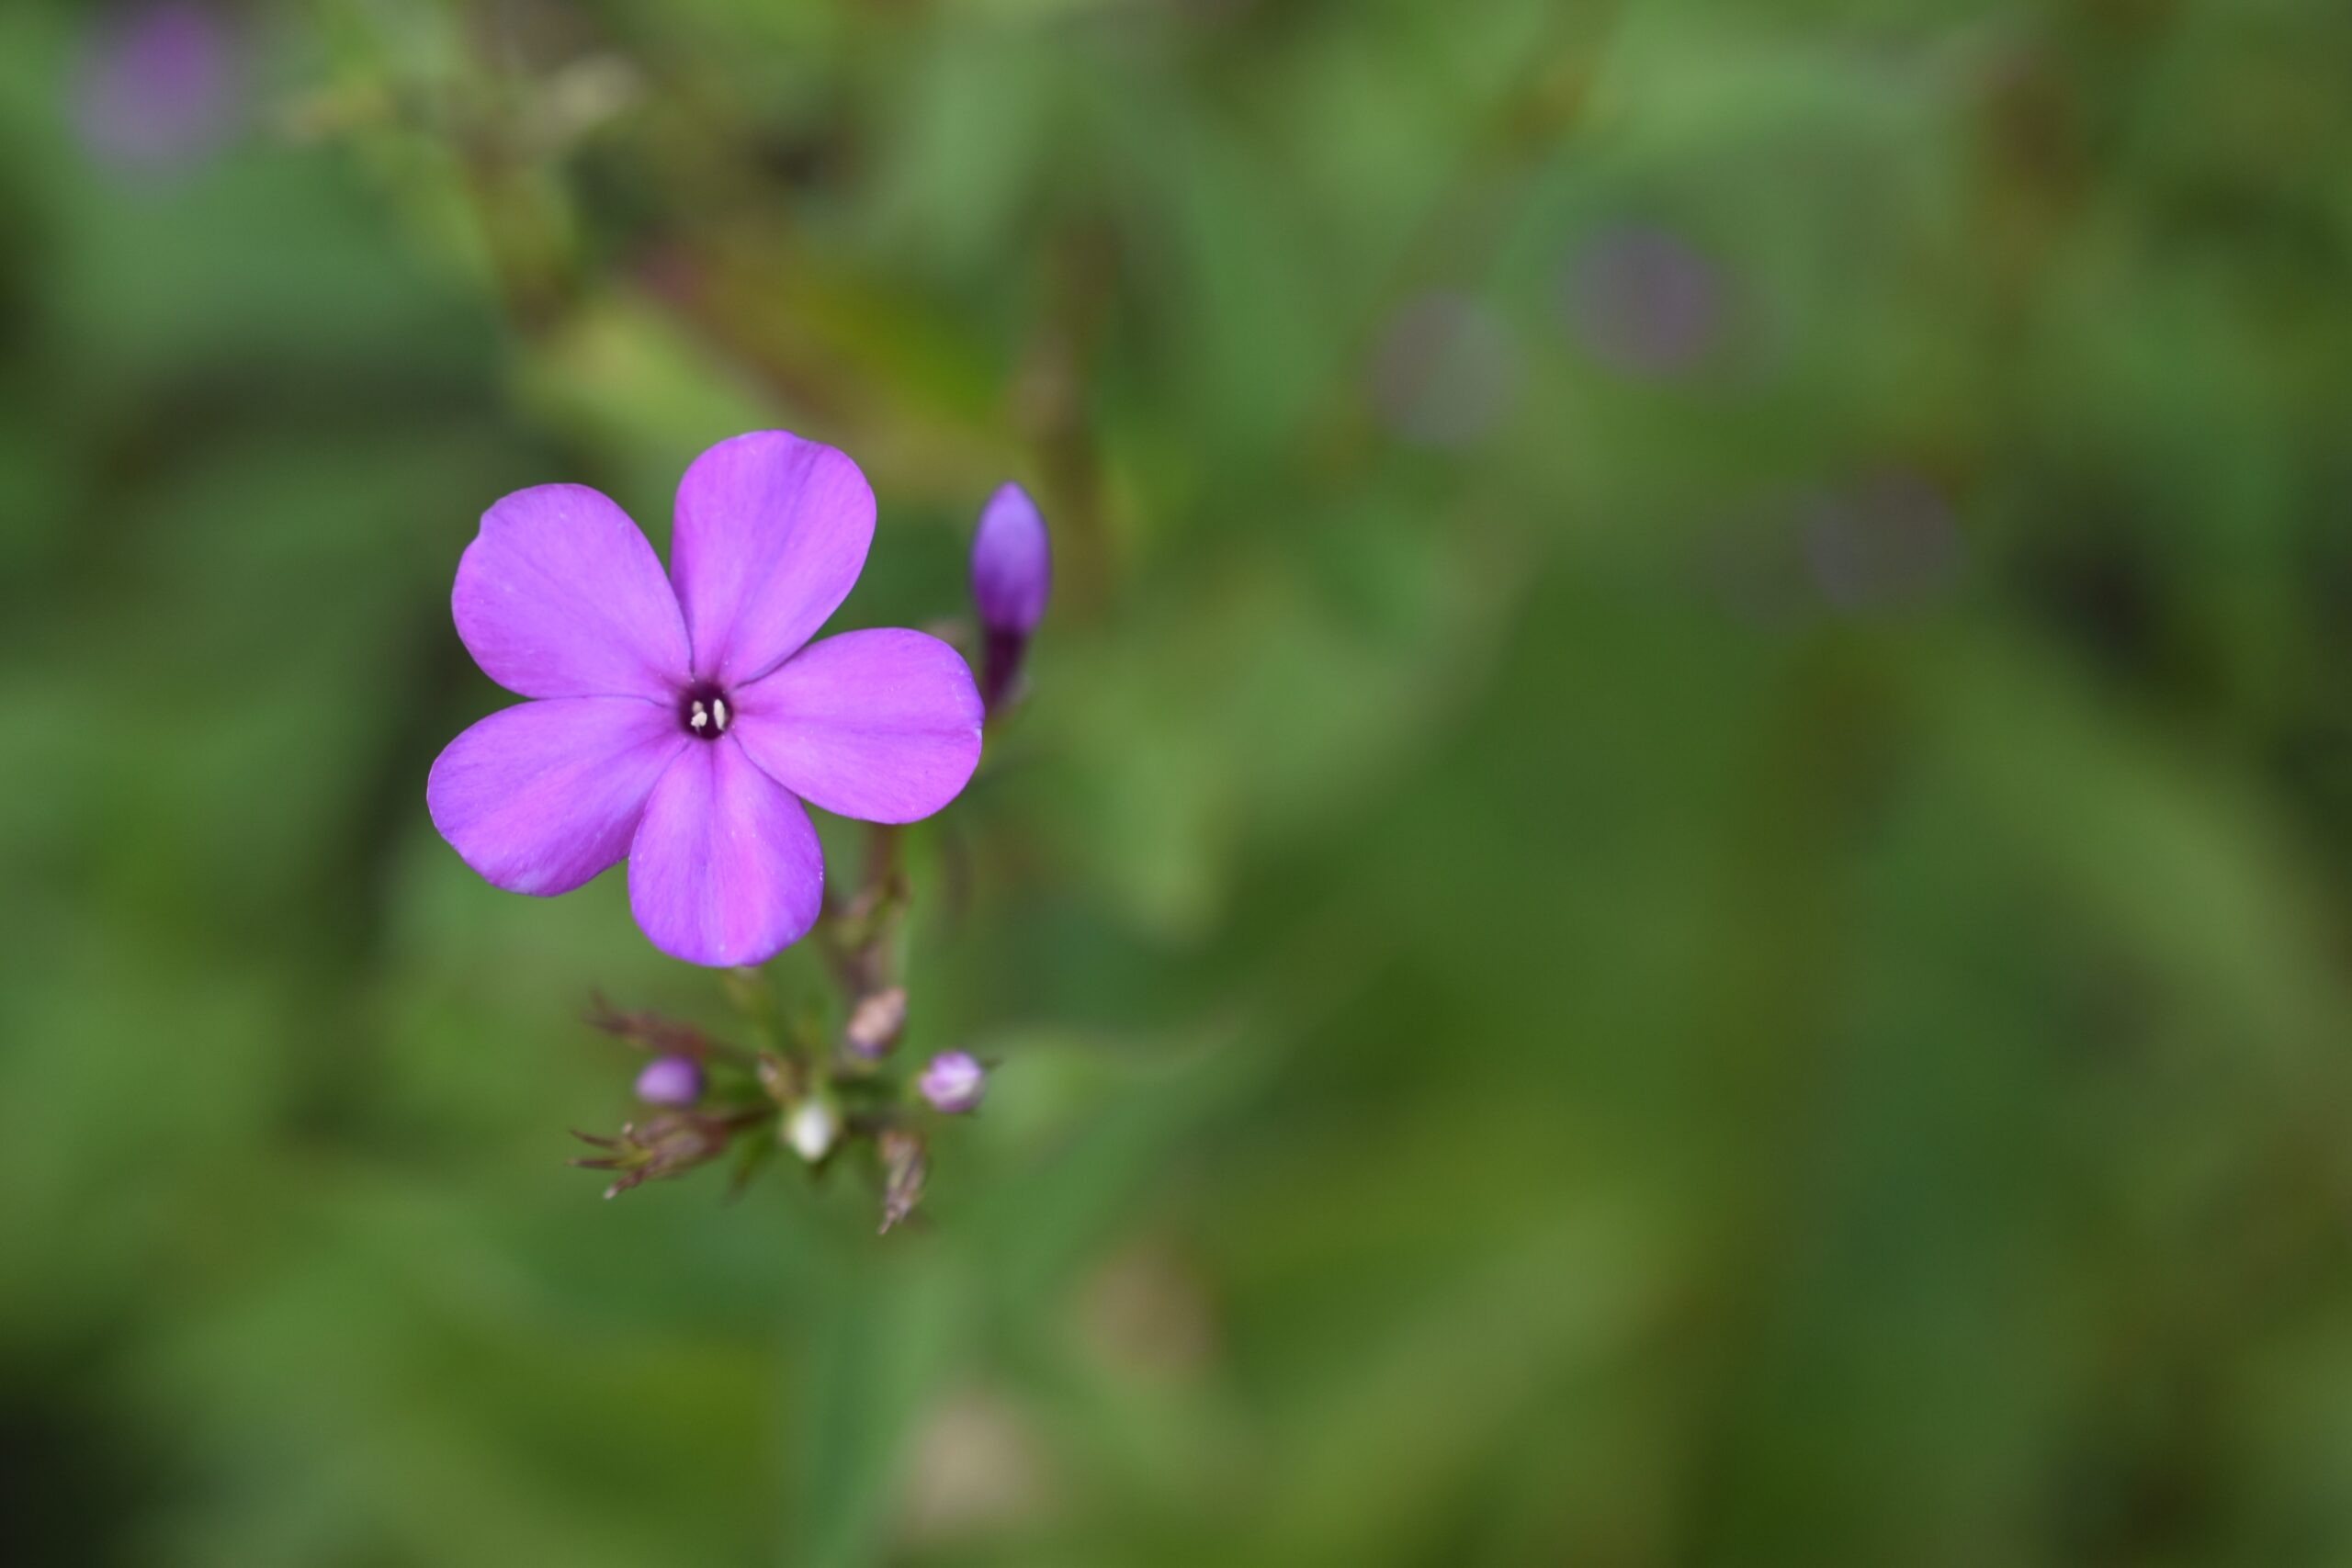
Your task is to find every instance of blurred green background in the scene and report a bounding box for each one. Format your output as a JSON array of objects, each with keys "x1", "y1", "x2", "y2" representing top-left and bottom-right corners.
[{"x1": 8, "y1": 0, "x2": 2352, "y2": 1563}]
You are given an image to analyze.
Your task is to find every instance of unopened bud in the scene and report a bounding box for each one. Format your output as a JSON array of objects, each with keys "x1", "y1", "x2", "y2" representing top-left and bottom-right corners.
[
  {"x1": 969, "y1": 483, "x2": 1049, "y2": 713},
  {"x1": 570, "y1": 1111, "x2": 732, "y2": 1199},
  {"x1": 633, "y1": 1054, "x2": 704, "y2": 1106},
  {"x1": 785, "y1": 1099, "x2": 841, "y2": 1163},
  {"x1": 970, "y1": 483, "x2": 1050, "y2": 636},
  {"x1": 918, "y1": 1051, "x2": 987, "y2": 1115},
  {"x1": 845, "y1": 987, "x2": 908, "y2": 1059},
  {"x1": 878, "y1": 1128, "x2": 928, "y2": 1235}
]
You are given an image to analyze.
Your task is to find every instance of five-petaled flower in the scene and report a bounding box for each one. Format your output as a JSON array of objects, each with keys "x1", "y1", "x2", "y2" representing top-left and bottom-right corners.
[{"x1": 428, "y1": 432, "x2": 983, "y2": 966}]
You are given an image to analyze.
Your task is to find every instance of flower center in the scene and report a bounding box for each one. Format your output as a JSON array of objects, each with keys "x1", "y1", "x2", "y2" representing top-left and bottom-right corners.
[{"x1": 679, "y1": 681, "x2": 732, "y2": 739}]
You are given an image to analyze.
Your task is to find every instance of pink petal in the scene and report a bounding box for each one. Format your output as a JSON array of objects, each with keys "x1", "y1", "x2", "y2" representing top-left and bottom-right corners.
[
  {"x1": 731, "y1": 629, "x2": 984, "y2": 824},
  {"x1": 627, "y1": 738, "x2": 825, "y2": 966},
  {"x1": 427, "y1": 698, "x2": 686, "y2": 896},
  {"x1": 454, "y1": 484, "x2": 692, "y2": 700},
  {"x1": 669, "y1": 431, "x2": 875, "y2": 686}
]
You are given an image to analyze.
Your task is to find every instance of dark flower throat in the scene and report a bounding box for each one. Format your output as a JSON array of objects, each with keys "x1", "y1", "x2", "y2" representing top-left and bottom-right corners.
[{"x1": 679, "y1": 681, "x2": 731, "y2": 739}]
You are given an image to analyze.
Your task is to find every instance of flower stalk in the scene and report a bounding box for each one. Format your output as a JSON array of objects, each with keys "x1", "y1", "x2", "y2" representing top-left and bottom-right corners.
[{"x1": 573, "y1": 762, "x2": 984, "y2": 1226}]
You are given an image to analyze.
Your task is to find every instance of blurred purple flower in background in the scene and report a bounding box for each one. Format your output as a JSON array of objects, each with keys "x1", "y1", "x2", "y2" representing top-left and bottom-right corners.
[
  {"x1": 1563, "y1": 225, "x2": 1724, "y2": 378},
  {"x1": 632, "y1": 1055, "x2": 704, "y2": 1107},
  {"x1": 74, "y1": 2, "x2": 240, "y2": 175},
  {"x1": 427, "y1": 432, "x2": 985, "y2": 968},
  {"x1": 969, "y1": 482, "x2": 1050, "y2": 715},
  {"x1": 1368, "y1": 290, "x2": 1518, "y2": 448},
  {"x1": 918, "y1": 1052, "x2": 987, "y2": 1114},
  {"x1": 1803, "y1": 470, "x2": 1964, "y2": 615}
]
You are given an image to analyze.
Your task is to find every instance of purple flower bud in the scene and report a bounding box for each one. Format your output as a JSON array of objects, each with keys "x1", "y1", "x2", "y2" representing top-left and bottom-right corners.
[
  {"x1": 633, "y1": 1054, "x2": 704, "y2": 1107},
  {"x1": 970, "y1": 484, "x2": 1051, "y2": 637},
  {"x1": 970, "y1": 485, "x2": 1049, "y2": 715},
  {"x1": 918, "y1": 1052, "x2": 987, "y2": 1115},
  {"x1": 74, "y1": 3, "x2": 239, "y2": 176}
]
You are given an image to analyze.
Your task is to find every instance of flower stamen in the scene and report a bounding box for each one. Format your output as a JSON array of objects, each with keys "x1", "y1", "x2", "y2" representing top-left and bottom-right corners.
[{"x1": 679, "y1": 682, "x2": 732, "y2": 739}]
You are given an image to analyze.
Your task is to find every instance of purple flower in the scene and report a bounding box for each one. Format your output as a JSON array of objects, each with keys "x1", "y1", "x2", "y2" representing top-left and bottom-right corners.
[
  {"x1": 427, "y1": 432, "x2": 984, "y2": 967},
  {"x1": 74, "y1": 3, "x2": 239, "y2": 175},
  {"x1": 1563, "y1": 225, "x2": 1724, "y2": 379},
  {"x1": 968, "y1": 484, "x2": 1049, "y2": 713},
  {"x1": 633, "y1": 1054, "x2": 704, "y2": 1106},
  {"x1": 918, "y1": 1052, "x2": 987, "y2": 1115}
]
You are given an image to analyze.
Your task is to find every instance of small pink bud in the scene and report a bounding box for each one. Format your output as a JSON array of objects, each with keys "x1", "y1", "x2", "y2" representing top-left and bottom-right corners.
[
  {"x1": 633, "y1": 1054, "x2": 704, "y2": 1107},
  {"x1": 918, "y1": 1052, "x2": 987, "y2": 1115},
  {"x1": 846, "y1": 987, "x2": 909, "y2": 1059}
]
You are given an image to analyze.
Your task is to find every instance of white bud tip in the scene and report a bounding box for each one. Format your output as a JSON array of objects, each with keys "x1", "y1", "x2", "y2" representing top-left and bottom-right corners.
[{"x1": 786, "y1": 1100, "x2": 841, "y2": 1163}]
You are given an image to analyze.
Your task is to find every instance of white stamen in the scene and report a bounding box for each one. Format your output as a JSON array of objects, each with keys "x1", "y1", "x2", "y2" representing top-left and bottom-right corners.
[
  {"x1": 712, "y1": 697, "x2": 729, "y2": 732},
  {"x1": 689, "y1": 702, "x2": 708, "y2": 731}
]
